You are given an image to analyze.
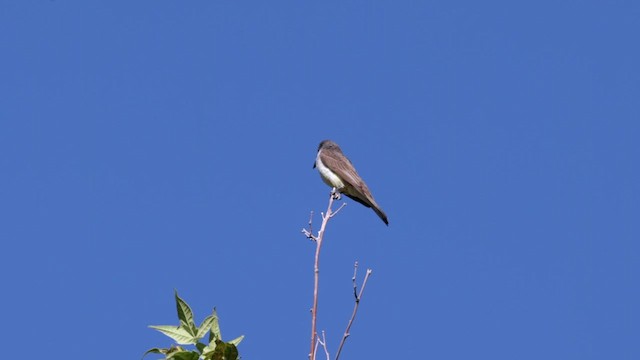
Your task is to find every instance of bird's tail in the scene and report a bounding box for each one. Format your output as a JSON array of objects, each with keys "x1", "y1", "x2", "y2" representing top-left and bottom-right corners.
[
  {"x1": 345, "y1": 193, "x2": 388, "y2": 226},
  {"x1": 373, "y1": 205, "x2": 389, "y2": 226}
]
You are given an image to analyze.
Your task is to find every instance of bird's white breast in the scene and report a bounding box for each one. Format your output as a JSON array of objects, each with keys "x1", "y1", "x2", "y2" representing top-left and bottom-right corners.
[{"x1": 316, "y1": 150, "x2": 344, "y2": 189}]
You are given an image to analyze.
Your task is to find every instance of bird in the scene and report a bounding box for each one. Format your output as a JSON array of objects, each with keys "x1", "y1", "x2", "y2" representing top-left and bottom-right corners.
[{"x1": 314, "y1": 140, "x2": 388, "y2": 225}]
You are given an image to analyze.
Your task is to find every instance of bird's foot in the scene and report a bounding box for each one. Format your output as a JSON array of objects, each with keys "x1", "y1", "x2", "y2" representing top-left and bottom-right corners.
[{"x1": 331, "y1": 188, "x2": 342, "y2": 200}]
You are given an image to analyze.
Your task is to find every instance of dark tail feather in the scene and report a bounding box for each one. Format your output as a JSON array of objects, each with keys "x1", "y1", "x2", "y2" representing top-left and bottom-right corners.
[
  {"x1": 345, "y1": 194, "x2": 389, "y2": 225},
  {"x1": 373, "y1": 206, "x2": 389, "y2": 226},
  {"x1": 345, "y1": 194, "x2": 369, "y2": 207}
]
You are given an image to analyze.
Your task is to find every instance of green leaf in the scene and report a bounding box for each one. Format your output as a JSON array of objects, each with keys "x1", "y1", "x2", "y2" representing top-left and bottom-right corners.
[
  {"x1": 143, "y1": 345, "x2": 187, "y2": 359},
  {"x1": 180, "y1": 320, "x2": 198, "y2": 339},
  {"x1": 197, "y1": 314, "x2": 216, "y2": 340},
  {"x1": 209, "y1": 308, "x2": 221, "y2": 342},
  {"x1": 227, "y1": 335, "x2": 244, "y2": 346},
  {"x1": 195, "y1": 342, "x2": 206, "y2": 354},
  {"x1": 149, "y1": 325, "x2": 197, "y2": 345},
  {"x1": 201, "y1": 339, "x2": 218, "y2": 358},
  {"x1": 222, "y1": 343, "x2": 239, "y2": 360},
  {"x1": 210, "y1": 341, "x2": 239, "y2": 360},
  {"x1": 224, "y1": 343, "x2": 239, "y2": 360},
  {"x1": 167, "y1": 350, "x2": 200, "y2": 360},
  {"x1": 175, "y1": 290, "x2": 195, "y2": 329},
  {"x1": 142, "y1": 348, "x2": 168, "y2": 358}
]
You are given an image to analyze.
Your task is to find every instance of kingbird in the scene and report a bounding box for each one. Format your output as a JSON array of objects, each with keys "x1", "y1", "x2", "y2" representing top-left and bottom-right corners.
[{"x1": 314, "y1": 140, "x2": 389, "y2": 225}]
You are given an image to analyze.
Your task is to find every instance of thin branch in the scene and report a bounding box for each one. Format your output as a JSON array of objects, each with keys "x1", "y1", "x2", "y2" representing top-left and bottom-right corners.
[
  {"x1": 304, "y1": 188, "x2": 344, "y2": 360},
  {"x1": 359, "y1": 269, "x2": 373, "y2": 299},
  {"x1": 301, "y1": 211, "x2": 318, "y2": 241},
  {"x1": 335, "y1": 267, "x2": 374, "y2": 360},
  {"x1": 329, "y1": 202, "x2": 347, "y2": 217},
  {"x1": 351, "y1": 261, "x2": 359, "y2": 299},
  {"x1": 317, "y1": 331, "x2": 330, "y2": 360}
]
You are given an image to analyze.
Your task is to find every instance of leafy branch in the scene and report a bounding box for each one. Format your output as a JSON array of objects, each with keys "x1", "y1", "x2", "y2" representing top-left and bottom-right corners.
[{"x1": 144, "y1": 291, "x2": 244, "y2": 360}]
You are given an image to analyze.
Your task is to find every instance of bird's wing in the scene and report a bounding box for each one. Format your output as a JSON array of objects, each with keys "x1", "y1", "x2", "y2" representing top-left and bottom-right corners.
[
  {"x1": 320, "y1": 150, "x2": 364, "y2": 189},
  {"x1": 320, "y1": 150, "x2": 377, "y2": 201}
]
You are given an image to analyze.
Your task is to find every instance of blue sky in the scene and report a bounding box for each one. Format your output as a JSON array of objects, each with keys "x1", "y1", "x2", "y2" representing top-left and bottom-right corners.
[{"x1": 1, "y1": 1, "x2": 639, "y2": 359}]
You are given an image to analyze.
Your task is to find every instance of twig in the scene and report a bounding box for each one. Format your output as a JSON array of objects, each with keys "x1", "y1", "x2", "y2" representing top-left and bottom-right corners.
[
  {"x1": 317, "y1": 331, "x2": 330, "y2": 360},
  {"x1": 351, "y1": 261, "x2": 359, "y2": 298},
  {"x1": 301, "y1": 211, "x2": 317, "y2": 241},
  {"x1": 308, "y1": 211, "x2": 314, "y2": 237},
  {"x1": 304, "y1": 188, "x2": 344, "y2": 360},
  {"x1": 335, "y1": 266, "x2": 373, "y2": 360},
  {"x1": 330, "y1": 202, "x2": 347, "y2": 217}
]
